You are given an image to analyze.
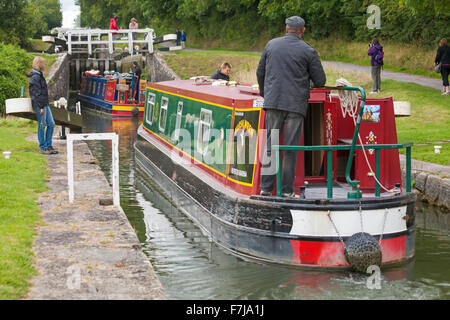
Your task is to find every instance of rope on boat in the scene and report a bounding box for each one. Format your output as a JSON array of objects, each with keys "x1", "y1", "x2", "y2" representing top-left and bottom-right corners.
[
  {"x1": 327, "y1": 210, "x2": 346, "y2": 248},
  {"x1": 378, "y1": 208, "x2": 388, "y2": 247},
  {"x1": 335, "y1": 78, "x2": 399, "y2": 194}
]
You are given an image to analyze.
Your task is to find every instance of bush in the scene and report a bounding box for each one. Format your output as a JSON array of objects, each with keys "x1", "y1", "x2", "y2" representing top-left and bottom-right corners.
[{"x1": 0, "y1": 44, "x2": 32, "y2": 115}]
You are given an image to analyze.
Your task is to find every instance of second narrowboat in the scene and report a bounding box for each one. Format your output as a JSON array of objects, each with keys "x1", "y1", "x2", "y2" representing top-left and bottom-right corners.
[{"x1": 77, "y1": 70, "x2": 147, "y2": 117}]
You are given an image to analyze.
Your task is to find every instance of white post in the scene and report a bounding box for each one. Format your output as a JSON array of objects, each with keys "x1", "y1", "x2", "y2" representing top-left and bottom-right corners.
[
  {"x1": 67, "y1": 133, "x2": 120, "y2": 207},
  {"x1": 148, "y1": 29, "x2": 153, "y2": 54},
  {"x1": 68, "y1": 32, "x2": 72, "y2": 55},
  {"x1": 128, "y1": 30, "x2": 133, "y2": 55},
  {"x1": 112, "y1": 134, "x2": 120, "y2": 207},
  {"x1": 108, "y1": 31, "x2": 113, "y2": 54},
  {"x1": 88, "y1": 31, "x2": 92, "y2": 55},
  {"x1": 67, "y1": 138, "x2": 74, "y2": 203}
]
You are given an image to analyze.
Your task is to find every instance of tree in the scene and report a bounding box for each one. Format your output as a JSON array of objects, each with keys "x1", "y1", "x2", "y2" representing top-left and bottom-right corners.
[
  {"x1": 75, "y1": 0, "x2": 449, "y2": 48},
  {"x1": 32, "y1": 0, "x2": 63, "y2": 31},
  {"x1": 0, "y1": 0, "x2": 47, "y2": 46}
]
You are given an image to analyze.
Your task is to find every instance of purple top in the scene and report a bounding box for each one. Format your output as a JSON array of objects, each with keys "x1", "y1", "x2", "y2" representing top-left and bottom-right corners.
[{"x1": 368, "y1": 44, "x2": 383, "y2": 66}]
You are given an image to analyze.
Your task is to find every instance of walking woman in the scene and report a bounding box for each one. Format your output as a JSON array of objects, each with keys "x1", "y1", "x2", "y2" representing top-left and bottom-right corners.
[
  {"x1": 368, "y1": 38, "x2": 384, "y2": 94},
  {"x1": 27, "y1": 56, "x2": 58, "y2": 155},
  {"x1": 435, "y1": 38, "x2": 450, "y2": 95}
]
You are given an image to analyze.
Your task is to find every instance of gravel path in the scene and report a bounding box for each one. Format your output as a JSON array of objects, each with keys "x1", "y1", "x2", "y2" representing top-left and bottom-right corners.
[
  {"x1": 181, "y1": 48, "x2": 443, "y2": 90},
  {"x1": 321, "y1": 61, "x2": 442, "y2": 91}
]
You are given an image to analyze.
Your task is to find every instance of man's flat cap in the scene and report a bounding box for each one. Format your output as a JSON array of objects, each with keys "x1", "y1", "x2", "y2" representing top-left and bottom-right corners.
[{"x1": 285, "y1": 16, "x2": 305, "y2": 28}]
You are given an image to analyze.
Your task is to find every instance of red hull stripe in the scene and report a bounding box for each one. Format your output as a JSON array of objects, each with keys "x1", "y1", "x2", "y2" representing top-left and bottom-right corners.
[
  {"x1": 112, "y1": 110, "x2": 144, "y2": 116},
  {"x1": 290, "y1": 236, "x2": 406, "y2": 267}
]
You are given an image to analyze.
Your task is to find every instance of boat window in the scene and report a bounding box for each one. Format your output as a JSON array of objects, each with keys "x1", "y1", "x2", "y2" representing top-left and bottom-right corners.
[
  {"x1": 102, "y1": 83, "x2": 106, "y2": 98},
  {"x1": 146, "y1": 92, "x2": 155, "y2": 125},
  {"x1": 159, "y1": 97, "x2": 168, "y2": 133},
  {"x1": 173, "y1": 101, "x2": 183, "y2": 141},
  {"x1": 197, "y1": 108, "x2": 212, "y2": 155}
]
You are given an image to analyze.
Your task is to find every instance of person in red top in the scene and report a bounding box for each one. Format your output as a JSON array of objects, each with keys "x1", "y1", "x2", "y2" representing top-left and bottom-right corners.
[{"x1": 110, "y1": 16, "x2": 119, "y2": 40}]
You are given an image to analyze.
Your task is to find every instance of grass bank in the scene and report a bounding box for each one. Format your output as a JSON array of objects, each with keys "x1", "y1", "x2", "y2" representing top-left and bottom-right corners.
[
  {"x1": 187, "y1": 36, "x2": 441, "y2": 80},
  {"x1": 163, "y1": 50, "x2": 261, "y2": 83},
  {"x1": 0, "y1": 117, "x2": 48, "y2": 299},
  {"x1": 309, "y1": 38, "x2": 441, "y2": 80},
  {"x1": 163, "y1": 50, "x2": 450, "y2": 165}
]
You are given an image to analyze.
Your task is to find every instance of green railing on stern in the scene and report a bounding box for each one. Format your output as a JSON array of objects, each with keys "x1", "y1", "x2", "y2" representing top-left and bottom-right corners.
[
  {"x1": 273, "y1": 141, "x2": 413, "y2": 199},
  {"x1": 272, "y1": 86, "x2": 412, "y2": 199}
]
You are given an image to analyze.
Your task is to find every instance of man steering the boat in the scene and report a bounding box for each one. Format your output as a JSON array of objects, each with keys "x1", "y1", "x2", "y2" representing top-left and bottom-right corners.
[{"x1": 257, "y1": 16, "x2": 326, "y2": 198}]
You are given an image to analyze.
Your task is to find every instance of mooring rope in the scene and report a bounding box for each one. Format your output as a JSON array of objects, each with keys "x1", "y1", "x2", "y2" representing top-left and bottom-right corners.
[{"x1": 327, "y1": 210, "x2": 346, "y2": 248}]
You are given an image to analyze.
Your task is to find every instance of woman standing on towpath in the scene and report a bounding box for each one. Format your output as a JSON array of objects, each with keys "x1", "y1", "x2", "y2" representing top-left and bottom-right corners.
[
  {"x1": 27, "y1": 56, "x2": 58, "y2": 155},
  {"x1": 435, "y1": 38, "x2": 450, "y2": 95},
  {"x1": 368, "y1": 38, "x2": 384, "y2": 94}
]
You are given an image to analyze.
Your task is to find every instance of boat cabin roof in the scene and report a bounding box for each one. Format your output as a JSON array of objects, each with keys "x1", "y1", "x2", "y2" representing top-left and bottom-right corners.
[
  {"x1": 152, "y1": 79, "x2": 260, "y2": 99},
  {"x1": 148, "y1": 79, "x2": 330, "y2": 108}
]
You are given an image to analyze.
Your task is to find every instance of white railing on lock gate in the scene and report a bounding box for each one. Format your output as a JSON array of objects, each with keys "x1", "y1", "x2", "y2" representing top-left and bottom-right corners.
[{"x1": 66, "y1": 28, "x2": 159, "y2": 55}]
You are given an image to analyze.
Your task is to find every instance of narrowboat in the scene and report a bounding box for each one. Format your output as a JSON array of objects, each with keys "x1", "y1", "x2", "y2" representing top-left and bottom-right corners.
[
  {"x1": 77, "y1": 71, "x2": 147, "y2": 117},
  {"x1": 134, "y1": 78, "x2": 416, "y2": 270}
]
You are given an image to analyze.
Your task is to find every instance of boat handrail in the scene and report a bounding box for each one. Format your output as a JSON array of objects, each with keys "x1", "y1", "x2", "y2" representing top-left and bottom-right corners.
[{"x1": 273, "y1": 142, "x2": 413, "y2": 199}]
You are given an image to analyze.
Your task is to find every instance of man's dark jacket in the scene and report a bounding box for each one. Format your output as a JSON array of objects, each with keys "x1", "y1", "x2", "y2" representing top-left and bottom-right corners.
[
  {"x1": 256, "y1": 33, "x2": 326, "y2": 117},
  {"x1": 210, "y1": 69, "x2": 230, "y2": 81},
  {"x1": 134, "y1": 65, "x2": 142, "y2": 78},
  {"x1": 27, "y1": 69, "x2": 49, "y2": 109}
]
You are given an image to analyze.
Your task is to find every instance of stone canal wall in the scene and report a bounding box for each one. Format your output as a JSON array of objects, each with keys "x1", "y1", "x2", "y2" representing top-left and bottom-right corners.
[
  {"x1": 26, "y1": 138, "x2": 166, "y2": 299},
  {"x1": 146, "y1": 51, "x2": 180, "y2": 82},
  {"x1": 46, "y1": 53, "x2": 70, "y2": 101},
  {"x1": 401, "y1": 155, "x2": 450, "y2": 212}
]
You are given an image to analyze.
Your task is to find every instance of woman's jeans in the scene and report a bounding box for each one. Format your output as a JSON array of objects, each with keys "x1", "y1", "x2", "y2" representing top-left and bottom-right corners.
[
  {"x1": 35, "y1": 105, "x2": 55, "y2": 150},
  {"x1": 371, "y1": 65, "x2": 382, "y2": 92}
]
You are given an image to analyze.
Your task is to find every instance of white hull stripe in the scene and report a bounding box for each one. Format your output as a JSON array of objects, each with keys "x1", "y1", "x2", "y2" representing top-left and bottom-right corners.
[{"x1": 290, "y1": 206, "x2": 407, "y2": 238}]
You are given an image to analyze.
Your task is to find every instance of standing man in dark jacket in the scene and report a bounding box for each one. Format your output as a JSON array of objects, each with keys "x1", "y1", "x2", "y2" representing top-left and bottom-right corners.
[
  {"x1": 27, "y1": 56, "x2": 58, "y2": 155},
  {"x1": 257, "y1": 16, "x2": 326, "y2": 198},
  {"x1": 131, "y1": 61, "x2": 142, "y2": 102},
  {"x1": 176, "y1": 28, "x2": 181, "y2": 46}
]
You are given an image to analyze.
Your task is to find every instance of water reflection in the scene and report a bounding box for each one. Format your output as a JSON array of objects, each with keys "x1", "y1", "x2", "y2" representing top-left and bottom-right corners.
[{"x1": 81, "y1": 111, "x2": 450, "y2": 300}]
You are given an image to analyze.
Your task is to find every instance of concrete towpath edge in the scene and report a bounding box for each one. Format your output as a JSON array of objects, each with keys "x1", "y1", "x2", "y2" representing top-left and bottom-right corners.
[{"x1": 25, "y1": 138, "x2": 167, "y2": 300}]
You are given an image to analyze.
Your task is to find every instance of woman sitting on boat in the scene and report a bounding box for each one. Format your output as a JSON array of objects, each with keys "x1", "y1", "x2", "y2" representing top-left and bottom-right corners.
[{"x1": 211, "y1": 62, "x2": 232, "y2": 81}]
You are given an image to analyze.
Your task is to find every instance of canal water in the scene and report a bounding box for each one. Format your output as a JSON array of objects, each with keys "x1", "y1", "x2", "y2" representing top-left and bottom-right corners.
[{"x1": 80, "y1": 109, "x2": 450, "y2": 300}]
